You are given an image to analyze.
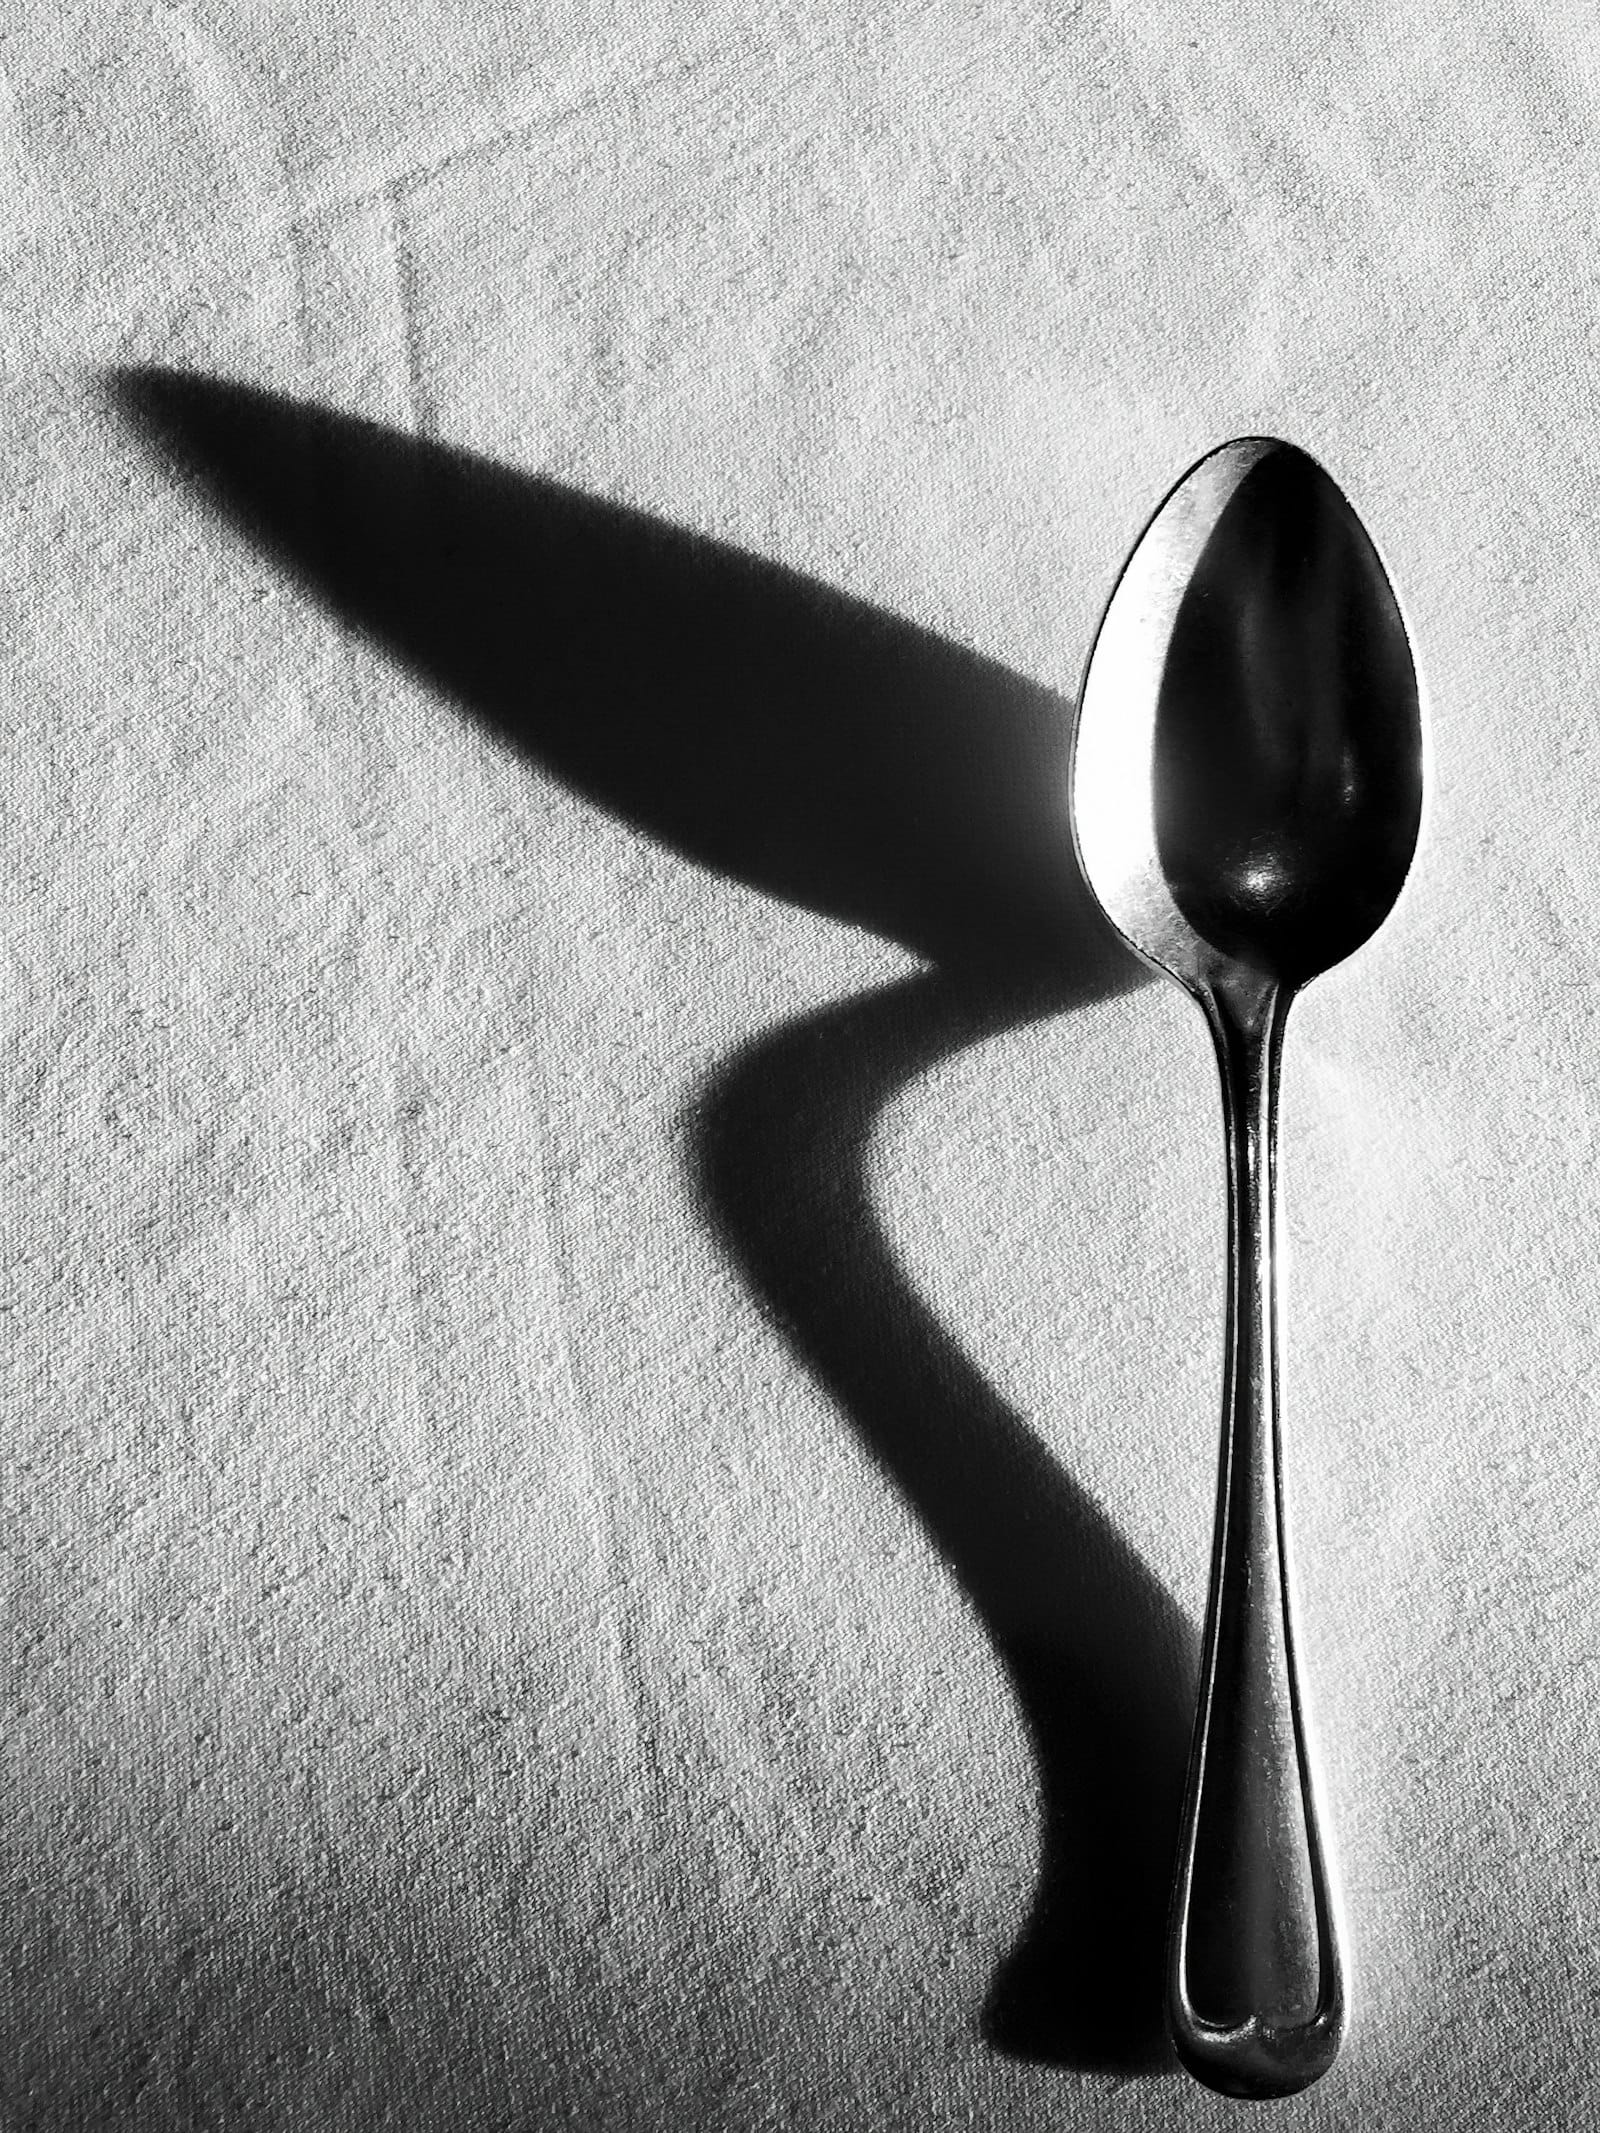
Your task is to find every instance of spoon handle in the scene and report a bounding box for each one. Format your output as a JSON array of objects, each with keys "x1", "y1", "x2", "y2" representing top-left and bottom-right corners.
[{"x1": 1167, "y1": 977, "x2": 1345, "y2": 2099}]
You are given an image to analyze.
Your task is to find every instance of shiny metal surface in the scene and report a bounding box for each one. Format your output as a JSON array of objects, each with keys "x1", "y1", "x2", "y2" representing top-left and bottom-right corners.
[{"x1": 1070, "y1": 439, "x2": 1425, "y2": 2098}]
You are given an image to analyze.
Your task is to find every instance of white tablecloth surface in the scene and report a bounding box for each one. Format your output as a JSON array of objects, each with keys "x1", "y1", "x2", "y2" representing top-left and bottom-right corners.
[{"x1": 4, "y1": 4, "x2": 1594, "y2": 2126}]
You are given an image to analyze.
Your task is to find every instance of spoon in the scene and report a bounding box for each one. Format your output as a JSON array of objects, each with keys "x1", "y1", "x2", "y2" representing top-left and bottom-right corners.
[{"x1": 1070, "y1": 438, "x2": 1425, "y2": 2097}]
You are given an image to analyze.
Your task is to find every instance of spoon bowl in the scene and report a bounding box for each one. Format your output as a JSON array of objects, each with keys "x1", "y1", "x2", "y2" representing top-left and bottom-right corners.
[
  {"x1": 1071, "y1": 438, "x2": 1425, "y2": 2097},
  {"x1": 1076, "y1": 438, "x2": 1424, "y2": 993}
]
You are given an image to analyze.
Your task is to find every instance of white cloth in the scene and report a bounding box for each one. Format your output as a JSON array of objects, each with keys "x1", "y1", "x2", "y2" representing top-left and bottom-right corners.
[{"x1": 3, "y1": 3, "x2": 1592, "y2": 2124}]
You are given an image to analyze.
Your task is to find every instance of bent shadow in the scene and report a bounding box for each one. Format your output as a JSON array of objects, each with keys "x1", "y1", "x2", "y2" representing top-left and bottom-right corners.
[
  {"x1": 109, "y1": 368, "x2": 1197, "y2": 2072},
  {"x1": 696, "y1": 969, "x2": 1197, "y2": 2071}
]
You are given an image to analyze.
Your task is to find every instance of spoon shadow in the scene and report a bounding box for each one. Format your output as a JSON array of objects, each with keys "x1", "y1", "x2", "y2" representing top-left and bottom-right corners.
[
  {"x1": 108, "y1": 365, "x2": 1195, "y2": 2072},
  {"x1": 694, "y1": 969, "x2": 1198, "y2": 2071},
  {"x1": 109, "y1": 369, "x2": 1100, "y2": 970}
]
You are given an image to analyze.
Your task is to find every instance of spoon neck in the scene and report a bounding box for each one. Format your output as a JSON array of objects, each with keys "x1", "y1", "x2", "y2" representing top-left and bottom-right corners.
[
  {"x1": 1204, "y1": 975, "x2": 1292, "y2": 1445},
  {"x1": 1205, "y1": 969, "x2": 1291, "y2": 1076}
]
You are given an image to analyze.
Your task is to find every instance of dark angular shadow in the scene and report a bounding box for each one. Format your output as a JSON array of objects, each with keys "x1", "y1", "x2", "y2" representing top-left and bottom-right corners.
[
  {"x1": 107, "y1": 367, "x2": 1197, "y2": 2073},
  {"x1": 111, "y1": 369, "x2": 1103, "y2": 973}
]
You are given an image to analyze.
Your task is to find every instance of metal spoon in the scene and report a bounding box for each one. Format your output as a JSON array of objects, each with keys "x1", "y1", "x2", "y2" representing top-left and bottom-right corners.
[{"x1": 1070, "y1": 438, "x2": 1425, "y2": 2098}]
